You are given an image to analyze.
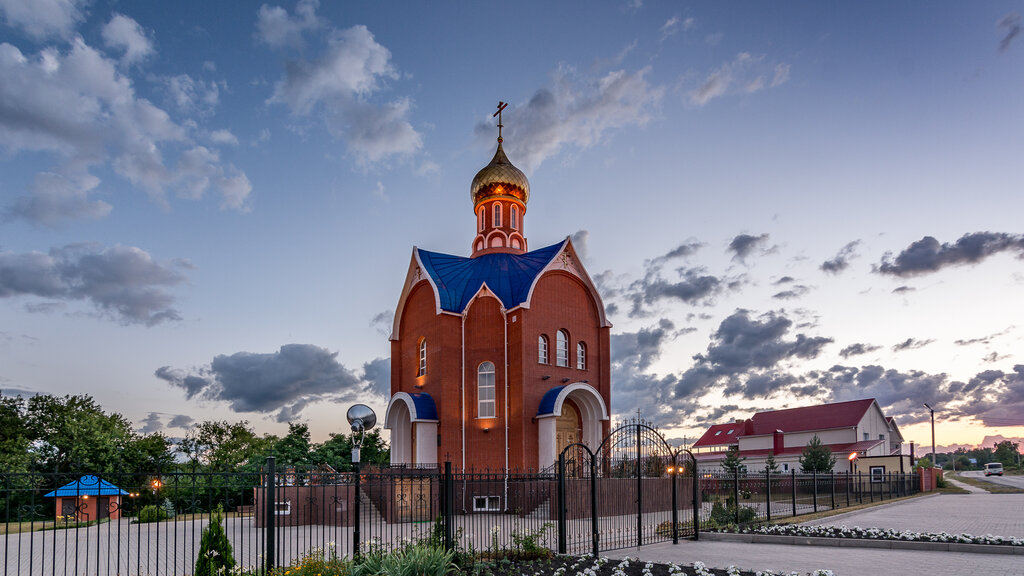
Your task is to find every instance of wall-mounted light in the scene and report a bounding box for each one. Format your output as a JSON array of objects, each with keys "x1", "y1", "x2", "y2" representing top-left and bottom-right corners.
[
  {"x1": 581, "y1": 379, "x2": 589, "y2": 383},
  {"x1": 482, "y1": 427, "x2": 490, "y2": 433},
  {"x1": 542, "y1": 375, "x2": 551, "y2": 380},
  {"x1": 561, "y1": 377, "x2": 570, "y2": 383}
]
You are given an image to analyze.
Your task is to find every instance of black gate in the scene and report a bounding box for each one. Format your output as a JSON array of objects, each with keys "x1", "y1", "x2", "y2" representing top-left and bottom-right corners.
[{"x1": 556, "y1": 419, "x2": 697, "y2": 555}]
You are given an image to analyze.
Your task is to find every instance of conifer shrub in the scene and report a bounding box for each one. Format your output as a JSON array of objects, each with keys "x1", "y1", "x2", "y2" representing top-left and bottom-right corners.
[{"x1": 194, "y1": 504, "x2": 235, "y2": 576}]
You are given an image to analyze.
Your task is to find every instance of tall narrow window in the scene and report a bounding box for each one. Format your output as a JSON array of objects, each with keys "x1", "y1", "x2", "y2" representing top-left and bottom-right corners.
[
  {"x1": 576, "y1": 342, "x2": 586, "y2": 370},
  {"x1": 418, "y1": 338, "x2": 427, "y2": 376},
  {"x1": 538, "y1": 335, "x2": 549, "y2": 364},
  {"x1": 556, "y1": 330, "x2": 569, "y2": 367},
  {"x1": 478, "y1": 362, "x2": 495, "y2": 418},
  {"x1": 493, "y1": 203, "x2": 501, "y2": 227},
  {"x1": 510, "y1": 206, "x2": 518, "y2": 230},
  {"x1": 478, "y1": 207, "x2": 484, "y2": 231}
]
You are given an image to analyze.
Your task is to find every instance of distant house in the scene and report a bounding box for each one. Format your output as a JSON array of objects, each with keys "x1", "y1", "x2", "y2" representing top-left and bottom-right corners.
[
  {"x1": 691, "y1": 398, "x2": 907, "y2": 474},
  {"x1": 44, "y1": 475, "x2": 128, "y2": 522}
]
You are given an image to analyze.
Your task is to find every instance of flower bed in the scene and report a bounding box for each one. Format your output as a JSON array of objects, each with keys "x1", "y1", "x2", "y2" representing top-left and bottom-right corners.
[
  {"x1": 718, "y1": 524, "x2": 1024, "y2": 546},
  {"x1": 466, "y1": 555, "x2": 833, "y2": 576}
]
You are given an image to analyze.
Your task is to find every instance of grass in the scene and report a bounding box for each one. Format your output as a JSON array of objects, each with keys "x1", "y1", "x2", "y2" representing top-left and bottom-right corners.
[{"x1": 947, "y1": 472, "x2": 1024, "y2": 494}]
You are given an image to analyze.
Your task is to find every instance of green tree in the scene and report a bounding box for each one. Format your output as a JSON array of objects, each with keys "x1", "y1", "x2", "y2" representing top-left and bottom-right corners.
[
  {"x1": 194, "y1": 505, "x2": 235, "y2": 576},
  {"x1": 0, "y1": 393, "x2": 30, "y2": 474},
  {"x1": 764, "y1": 453, "x2": 780, "y2": 474},
  {"x1": 799, "y1": 435, "x2": 836, "y2": 472},
  {"x1": 273, "y1": 422, "x2": 313, "y2": 468},
  {"x1": 993, "y1": 440, "x2": 1020, "y2": 467},
  {"x1": 309, "y1": 429, "x2": 389, "y2": 471},
  {"x1": 178, "y1": 420, "x2": 273, "y2": 471},
  {"x1": 720, "y1": 445, "x2": 746, "y2": 474}
]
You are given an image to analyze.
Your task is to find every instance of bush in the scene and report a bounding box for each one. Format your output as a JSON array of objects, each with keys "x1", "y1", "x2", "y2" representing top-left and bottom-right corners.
[
  {"x1": 510, "y1": 522, "x2": 554, "y2": 559},
  {"x1": 708, "y1": 497, "x2": 757, "y2": 528},
  {"x1": 194, "y1": 505, "x2": 235, "y2": 576},
  {"x1": 269, "y1": 544, "x2": 350, "y2": 576},
  {"x1": 136, "y1": 505, "x2": 168, "y2": 523},
  {"x1": 355, "y1": 543, "x2": 455, "y2": 576}
]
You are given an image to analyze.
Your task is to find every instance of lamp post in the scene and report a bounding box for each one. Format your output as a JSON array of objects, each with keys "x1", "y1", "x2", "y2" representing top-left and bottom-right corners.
[
  {"x1": 346, "y1": 404, "x2": 377, "y2": 559},
  {"x1": 923, "y1": 403, "x2": 935, "y2": 468}
]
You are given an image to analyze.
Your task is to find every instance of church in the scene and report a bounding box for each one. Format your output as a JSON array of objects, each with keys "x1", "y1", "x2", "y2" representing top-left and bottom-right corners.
[{"x1": 384, "y1": 108, "x2": 612, "y2": 471}]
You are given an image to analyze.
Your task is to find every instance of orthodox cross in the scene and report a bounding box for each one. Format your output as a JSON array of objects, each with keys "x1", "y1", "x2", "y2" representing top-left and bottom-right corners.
[{"x1": 493, "y1": 101, "x2": 508, "y2": 143}]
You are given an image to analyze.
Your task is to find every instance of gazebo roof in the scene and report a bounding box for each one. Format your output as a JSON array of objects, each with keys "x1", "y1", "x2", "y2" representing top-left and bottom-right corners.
[{"x1": 44, "y1": 475, "x2": 128, "y2": 497}]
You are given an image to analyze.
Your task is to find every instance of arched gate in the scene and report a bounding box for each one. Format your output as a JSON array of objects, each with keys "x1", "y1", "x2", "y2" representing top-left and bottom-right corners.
[{"x1": 556, "y1": 420, "x2": 698, "y2": 555}]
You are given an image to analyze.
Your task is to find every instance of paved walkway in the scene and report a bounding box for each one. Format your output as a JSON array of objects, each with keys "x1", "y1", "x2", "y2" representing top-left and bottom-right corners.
[
  {"x1": 945, "y1": 476, "x2": 987, "y2": 493},
  {"x1": 609, "y1": 492, "x2": 1024, "y2": 575}
]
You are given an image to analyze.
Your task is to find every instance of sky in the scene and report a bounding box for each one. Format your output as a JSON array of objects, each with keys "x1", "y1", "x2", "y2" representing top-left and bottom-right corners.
[{"x1": 1, "y1": 0, "x2": 1023, "y2": 454}]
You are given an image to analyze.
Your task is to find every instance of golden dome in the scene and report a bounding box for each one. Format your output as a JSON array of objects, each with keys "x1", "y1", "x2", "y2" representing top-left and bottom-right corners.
[{"x1": 470, "y1": 142, "x2": 530, "y2": 207}]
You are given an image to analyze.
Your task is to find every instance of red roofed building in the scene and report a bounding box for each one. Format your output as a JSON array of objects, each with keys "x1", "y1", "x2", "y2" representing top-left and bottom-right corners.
[{"x1": 691, "y1": 398, "x2": 905, "y2": 474}]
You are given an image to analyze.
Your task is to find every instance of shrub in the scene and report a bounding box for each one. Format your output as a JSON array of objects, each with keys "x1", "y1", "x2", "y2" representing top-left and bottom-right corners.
[
  {"x1": 708, "y1": 497, "x2": 757, "y2": 528},
  {"x1": 136, "y1": 505, "x2": 168, "y2": 523},
  {"x1": 270, "y1": 543, "x2": 350, "y2": 576},
  {"x1": 194, "y1": 504, "x2": 235, "y2": 576},
  {"x1": 355, "y1": 542, "x2": 455, "y2": 576},
  {"x1": 509, "y1": 522, "x2": 554, "y2": 559}
]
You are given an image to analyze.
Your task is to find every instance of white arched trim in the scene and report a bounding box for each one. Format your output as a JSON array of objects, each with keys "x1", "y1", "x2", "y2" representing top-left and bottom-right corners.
[
  {"x1": 536, "y1": 382, "x2": 609, "y2": 422},
  {"x1": 520, "y1": 237, "x2": 611, "y2": 328},
  {"x1": 536, "y1": 382, "x2": 609, "y2": 469},
  {"x1": 385, "y1": 392, "x2": 439, "y2": 426}
]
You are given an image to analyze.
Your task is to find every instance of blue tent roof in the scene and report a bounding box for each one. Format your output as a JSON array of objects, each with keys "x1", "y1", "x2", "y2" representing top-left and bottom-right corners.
[
  {"x1": 44, "y1": 475, "x2": 128, "y2": 497},
  {"x1": 537, "y1": 386, "x2": 566, "y2": 417},
  {"x1": 417, "y1": 241, "x2": 564, "y2": 313},
  {"x1": 408, "y1": 392, "x2": 438, "y2": 421}
]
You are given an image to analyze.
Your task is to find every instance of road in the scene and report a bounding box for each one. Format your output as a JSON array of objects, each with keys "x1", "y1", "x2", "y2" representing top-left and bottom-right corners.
[{"x1": 961, "y1": 469, "x2": 1024, "y2": 489}]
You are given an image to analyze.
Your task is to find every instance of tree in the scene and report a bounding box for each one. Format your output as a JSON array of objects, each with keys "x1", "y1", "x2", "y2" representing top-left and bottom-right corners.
[
  {"x1": 764, "y1": 453, "x2": 780, "y2": 474},
  {"x1": 273, "y1": 422, "x2": 312, "y2": 468},
  {"x1": 720, "y1": 445, "x2": 746, "y2": 474},
  {"x1": 309, "y1": 429, "x2": 389, "y2": 471},
  {"x1": 194, "y1": 504, "x2": 235, "y2": 576},
  {"x1": 178, "y1": 420, "x2": 273, "y2": 471},
  {"x1": 993, "y1": 440, "x2": 1020, "y2": 467},
  {"x1": 799, "y1": 435, "x2": 836, "y2": 472}
]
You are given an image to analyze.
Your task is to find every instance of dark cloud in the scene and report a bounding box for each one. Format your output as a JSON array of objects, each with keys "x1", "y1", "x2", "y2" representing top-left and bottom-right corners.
[
  {"x1": 0, "y1": 244, "x2": 188, "y2": 326},
  {"x1": 168, "y1": 414, "x2": 194, "y2": 428},
  {"x1": 773, "y1": 276, "x2": 795, "y2": 285},
  {"x1": 608, "y1": 320, "x2": 691, "y2": 427},
  {"x1": 982, "y1": 352, "x2": 1009, "y2": 363},
  {"x1": 727, "y1": 233, "x2": 769, "y2": 262},
  {"x1": 999, "y1": 13, "x2": 1021, "y2": 52},
  {"x1": 820, "y1": 240, "x2": 860, "y2": 274},
  {"x1": 370, "y1": 310, "x2": 393, "y2": 337},
  {"x1": 892, "y1": 338, "x2": 934, "y2": 352},
  {"x1": 361, "y1": 357, "x2": 390, "y2": 397},
  {"x1": 954, "y1": 327, "x2": 1013, "y2": 346},
  {"x1": 157, "y1": 344, "x2": 387, "y2": 421},
  {"x1": 611, "y1": 319, "x2": 675, "y2": 372},
  {"x1": 839, "y1": 343, "x2": 882, "y2": 359},
  {"x1": 138, "y1": 412, "x2": 163, "y2": 434},
  {"x1": 663, "y1": 240, "x2": 703, "y2": 260},
  {"x1": 676, "y1": 309, "x2": 832, "y2": 400},
  {"x1": 876, "y1": 232, "x2": 1024, "y2": 277},
  {"x1": 816, "y1": 364, "x2": 954, "y2": 425},
  {"x1": 892, "y1": 286, "x2": 915, "y2": 294},
  {"x1": 627, "y1": 265, "x2": 731, "y2": 317},
  {"x1": 772, "y1": 285, "x2": 811, "y2": 300}
]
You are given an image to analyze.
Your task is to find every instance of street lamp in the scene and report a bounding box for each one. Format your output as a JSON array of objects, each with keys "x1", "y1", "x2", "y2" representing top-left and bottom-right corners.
[
  {"x1": 923, "y1": 403, "x2": 935, "y2": 469},
  {"x1": 346, "y1": 403, "x2": 377, "y2": 559},
  {"x1": 848, "y1": 451, "x2": 858, "y2": 474}
]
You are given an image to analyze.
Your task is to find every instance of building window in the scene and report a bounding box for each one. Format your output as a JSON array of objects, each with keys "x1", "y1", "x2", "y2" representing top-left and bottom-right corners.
[
  {"x1": 556, "y1": 330, "x2": 569, "y2": 367},
  {"x1": 418, "y1": 338, "x2": 427, "y2": 376},
  {"x1": 493, "y1": 203, "x2": 501, "y2": 227},
  {"x1": 478, "y1": 207, "x2": 484, "y2": 231},
  {"x1": 478, "y1": 362, "x2": 495, "y2": 418},
  {"x1": 870, "y1": 466, "x2": 885, "y2": 483},
  {"x1": 510, "y1": 205, "x2": 518, "y2": 230},
  {"x1": 473, "y1": 495, "x2": 500, "y2": 511},
  {"x1": 275, "y1": 501, "x2": 291, "y2": 516},
  {"x1": 538, "y1": 335, "x2": 549, "y2": 364},
  {"x1": 576, "y1": 342, "x2": 586, "y2": 370},
  {"x1": 863, "y1": 432, "x2": 869, "y2": 441},
  {"x1": 782, "y1": 463, "x2": 790, "y2": 472}
]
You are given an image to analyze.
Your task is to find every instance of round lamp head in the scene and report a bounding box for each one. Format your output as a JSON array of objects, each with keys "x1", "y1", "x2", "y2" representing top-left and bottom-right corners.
[{"x1": 346, "y1": 404, "x2": 377, "y2": 431}]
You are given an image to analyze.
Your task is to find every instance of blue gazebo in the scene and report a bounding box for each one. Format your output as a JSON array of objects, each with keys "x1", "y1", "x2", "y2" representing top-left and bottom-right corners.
[{"x1": 44, "y1": 475, "x2": 129, "y2": 522}]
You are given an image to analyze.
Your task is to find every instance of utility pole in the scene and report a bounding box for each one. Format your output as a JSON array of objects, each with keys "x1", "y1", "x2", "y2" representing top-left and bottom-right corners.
[{"x1": 923, "y1": 403, "x2": 935, "y2": 468}]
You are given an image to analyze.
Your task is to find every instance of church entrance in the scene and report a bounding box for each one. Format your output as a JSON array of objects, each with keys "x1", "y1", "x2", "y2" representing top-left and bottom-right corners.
[{"x1": 555, "y1": 400, "x2": 581, "y2": 456}]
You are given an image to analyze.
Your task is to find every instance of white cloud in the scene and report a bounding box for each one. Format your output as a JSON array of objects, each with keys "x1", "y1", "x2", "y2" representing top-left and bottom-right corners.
[
  {"x1": 209, "y1": 129, "x2": 239, "y2": 146},
  {"x1": 268, "y1": 24, "x2": 422, "y2": 165},
  {"x1": 5, "y1": 171, "x2": 111, "y2": 226},
  {"x1": 256, "y1": 0, "x2": 322, "y2": 49},
  {"x1": 163, "y1": 74, "x2": 220, "y2": 115},
  {"x1": 689, "y1": 52, "x2": 788, "y2": 107},
  {"x1": 0, "y1": 0, "x2": 86, "y2": 40},
  {"x1": 102, "y1": 13, "x2": 154, "y2": 66},
  {"x1": 498, "y1": 64, "x2": 664, "y2": 173},
  {"x1": 660, "y1": 16, "x2": 694, "y2": 42}
]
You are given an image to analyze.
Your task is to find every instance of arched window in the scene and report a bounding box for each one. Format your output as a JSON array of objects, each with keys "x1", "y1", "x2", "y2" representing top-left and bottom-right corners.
[
  {"x1": 478, "y1": 362, "x2": 495, "y2": 418},
  {"x1": 556, "y1": 330, "x2": 569, "y2": 367},
  {"x1": 510, "y1": 205, "x2": 518, "y2": 230},
  {"x1": 538, "y1": 335, "x2": 549, "y2": 364},
  {"x1": 478, "y1": 207, "x2": 484, "y2": 231},
  {"x1": 576, "y1": 341, "x2": 586, "y2": 370},
  {"x1": 418, "y1": 338, "x2": 427, "y2": 376},
  {"x1": 493, "y1": 203, "x2": 501, "y2": 227}
]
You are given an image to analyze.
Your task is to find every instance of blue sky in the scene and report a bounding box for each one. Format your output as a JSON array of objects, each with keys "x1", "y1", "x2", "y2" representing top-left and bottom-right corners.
[{"x1": 2, "y1": 0, "x2": 1023, "y2": 451}]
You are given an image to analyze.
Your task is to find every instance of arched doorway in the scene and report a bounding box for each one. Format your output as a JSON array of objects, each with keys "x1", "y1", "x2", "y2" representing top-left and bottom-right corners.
[
  {"x1": 384, "y1": 392, "x2": 439, "y2": 466},
  {"x1": 536, "y1": 382, "x2": 609, "y2": 469},
  {"x1": 555, "y1": 400, "x2": 581, "y2": 457}
]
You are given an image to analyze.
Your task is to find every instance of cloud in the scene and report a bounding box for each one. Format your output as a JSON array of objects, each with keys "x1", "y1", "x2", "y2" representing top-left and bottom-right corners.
[
  {"x1": 816, "y1": 364, "x2": 954, "y2": 425},
  {"x1": 663, "y1": 240, "x2": 703, "y2": 260},
  {"x1": 156, "y1": 345, "x2": 388, "y2": 421},
  {"x1": 998, "y1": 13, "x2": 1021, "y2": 52},
  {"x1": 727, "y1": 233, "x2": 769, "y2": 262},
  {"x1": 168, "y1": 414, "x2": 194, "y2": 428},
  {"x1": 772, "y1": 284, "x2": 810, "y2": 300},
  {"x1": 370, "y1": 310, "x2": 392, "y2": 337},
  {"x1": 839, "y1": 342, "x2": 882, "y2": 358},
  {"x1": 102, "y1": 13, "x2": 155, "y2": 66},
  {"x1": 0, "y1": 0, "x2": 86, "y2": 40},
  {"x1": 954, "y1": 327, "x2": 1013, "y2": 346},
  {"x1": 138, "y1": 412, "x2": 163, "y2": 434},
  {"x1": 820, "y1": 240, "x2": 860, "y2": 274},
  {"x1": 875, "y1": 232, "x2": 1024, "y2": 277},
  {"x1": 487, "y1": 64, "x2": 664, "y2": 173},
  {"x1": 256, "y1": 0, "x2": 322, "y2": 49},
  {"x1": 660, "y1": 16, "x2": 694, "y2": 42},
  {"x1": 627, "y1": 265, "x2": 729, "y2": 316},
  {"x1": 892, "y1": 286, "x2": 915, "y2": 294},
  {"x1": 209, "y1": 129, "x2": 239, "y2": 146},
  {"x1": 689, "y1": 52, "x2": 789, "y2": 107},
  {"x1": 268, "y1": 23, "x2": 422, "y2": 166},
  {"x1": 0, "y1": 37, "x2": 250, "y2": 219},
  {"x1": 571, "y1": 229, "x2": 590, "y2": 261},
  {"x1": 0, "y1": 244, "x2": 188, "y2": 325},
  {"x1": 892, "y1": 338, "x2": 934, "y2": 352},
  {"x1": 611, "y1": 319, "x2": 675, "y2": 372},
  {"x1": 676, "y1": 309, "x2": 832, "y2": 400},
  {"x1": 163, "y1": 74, "x2": 221, "y2": 115}
]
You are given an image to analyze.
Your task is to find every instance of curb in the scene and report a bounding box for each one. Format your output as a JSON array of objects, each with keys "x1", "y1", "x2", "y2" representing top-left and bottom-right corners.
[{"x1": 700, "y1": 531, "x2": 1024, "y2": 556}]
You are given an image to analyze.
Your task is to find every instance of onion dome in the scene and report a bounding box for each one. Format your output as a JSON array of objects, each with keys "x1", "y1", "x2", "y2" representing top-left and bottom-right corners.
[{"x1": 470, "y1": 142, "x2": 530, "y2": 207}]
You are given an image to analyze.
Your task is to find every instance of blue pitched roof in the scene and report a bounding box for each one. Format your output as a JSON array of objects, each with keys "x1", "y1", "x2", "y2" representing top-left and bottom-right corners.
[
  {"x1": 408, "y1": 392, "x2": 438, "y2": 421},
  {"x1": 417, "y1": 241, "x2": 564, "y2": 313},
  {"x1": 44, "y1": 475, "x2": 127, "y2": 497},
  {"x1": 537, "y1": 386, "x2": 566, "y2": 417}
]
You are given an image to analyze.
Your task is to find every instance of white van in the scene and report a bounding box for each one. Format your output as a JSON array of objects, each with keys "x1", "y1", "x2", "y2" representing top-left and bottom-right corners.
[{"x1": 984, "y1": 462, "x2": 1003, "y2": 476}]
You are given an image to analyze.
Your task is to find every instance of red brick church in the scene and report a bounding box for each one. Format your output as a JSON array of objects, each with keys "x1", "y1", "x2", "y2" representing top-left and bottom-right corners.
[{"x1": 384, "y1": 110, "x2": 612, "y2": 471}]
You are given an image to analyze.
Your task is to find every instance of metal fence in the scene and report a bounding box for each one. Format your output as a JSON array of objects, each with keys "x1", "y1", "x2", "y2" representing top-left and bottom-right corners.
[
  {"x1": 3, "y1": 460, "x2": 921, "y2": 576},
  {"x1": 698, "y1": 468, "x2": 920, "y2": 528}
]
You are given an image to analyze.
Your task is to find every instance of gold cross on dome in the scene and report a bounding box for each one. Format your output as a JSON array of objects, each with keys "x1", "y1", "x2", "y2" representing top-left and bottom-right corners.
[{"x1": 493, "y1": 101, "x2": 508, "y2": 143}]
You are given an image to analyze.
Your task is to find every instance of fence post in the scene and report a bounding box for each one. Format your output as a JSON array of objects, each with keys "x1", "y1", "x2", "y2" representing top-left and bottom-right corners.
[
  {"x1": 732, "y1": 467, "x2": 740, "y2": 525},
  {"x1": 790, "y1": 469, "x2": 796, "y2": 517},
  {"x1": 636, "y1": 425, "x2": 643, "y2": 547},
  {"x1": 858, "y1": 472, "x2": 862, "y2": 504},
  {"x1": 830, "y1": 472, "x2": 835, "y2": 510},
  {"x1": 765, "y1": 469, "x2": 772, "y2": 523},
  {"x1": 670, "y1": 457, "x2": 678, "y2": 545},
  {"x1": 264, "y1": 456, "x2": 276, "y2": 573},
  {"x1": 845, "y1": 471, "x2": 850, "y2": 507},
  {"x1": 591, "y1": 457, "x2": 599, "y2": 556},
  {"x1": 557, "y1": 452, "x2": 567, "y2": 555},
  {"x1": 812, "y1": 470, "x2": 818, "y2": 513},
  {"x1": 443, "y1": 461, "x2": 453, "y2": 552},
  {"x1": 692, "y1": 460, "x2": 700, "y2": 541},
  {"x1": 353, "y1": 459, "x2": 361, "y2": 559}
]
